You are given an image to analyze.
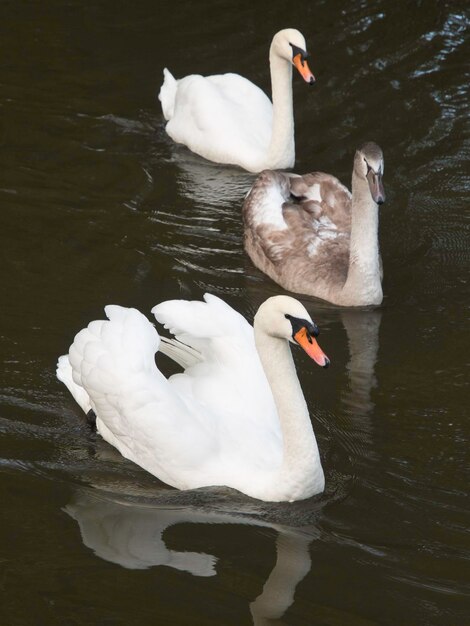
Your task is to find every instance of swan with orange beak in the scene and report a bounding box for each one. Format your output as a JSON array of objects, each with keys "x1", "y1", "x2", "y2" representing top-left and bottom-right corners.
[{"x1": 159, "y1": 29, "x2": 316, "y2": 172}]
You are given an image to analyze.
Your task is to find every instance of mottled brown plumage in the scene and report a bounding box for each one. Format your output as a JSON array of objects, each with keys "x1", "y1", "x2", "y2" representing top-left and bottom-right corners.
[{"x1": 242, "y1": 143, "x2": 385, "y2": 306}]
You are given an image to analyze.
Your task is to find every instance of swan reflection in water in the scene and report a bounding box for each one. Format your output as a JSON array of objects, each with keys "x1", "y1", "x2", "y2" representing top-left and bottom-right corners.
[
  {"x1": 65, "y1": 489, "x2": 317, "y2": 624},
  {"x1": 170, "y1": 146, "x2": 255, "y2": 208},
  {"x1": 341, "y1": 308, "x2": 382, "y2": 418}
]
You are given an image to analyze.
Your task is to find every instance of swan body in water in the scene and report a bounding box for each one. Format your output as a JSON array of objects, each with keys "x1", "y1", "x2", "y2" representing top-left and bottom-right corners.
[
  {"x1": 243, "y1": 142, "x2": 386, "y2": 306},
  {"x1": 57, "y1": 294, "x2": 329, "y2": 502},
  {"x1": 158, "y1": 29, "x2": 315, "y2": 172}
]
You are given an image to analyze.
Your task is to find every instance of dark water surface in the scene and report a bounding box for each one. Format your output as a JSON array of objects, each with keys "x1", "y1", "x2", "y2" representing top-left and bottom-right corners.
[{"x1": 1, "y1": 1, "x2": 469, "y2": 624}]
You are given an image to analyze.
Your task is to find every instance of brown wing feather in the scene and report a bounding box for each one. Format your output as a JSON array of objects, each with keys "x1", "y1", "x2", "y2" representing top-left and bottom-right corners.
[
  {"x1": 288, "y1": 171, "x2": 352, "y2": 230},
  {"x1": 243, "y1": 170, "x2": 353, "y2": 301}
]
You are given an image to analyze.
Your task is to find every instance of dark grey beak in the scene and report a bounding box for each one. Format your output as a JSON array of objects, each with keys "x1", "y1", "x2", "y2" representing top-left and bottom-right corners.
[{"x1": 366, "y1": 170, "x2": 386, "y2": 205}]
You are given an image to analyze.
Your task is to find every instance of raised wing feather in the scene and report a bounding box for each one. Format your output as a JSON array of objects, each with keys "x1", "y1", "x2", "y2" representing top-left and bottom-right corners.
[
  {"x1": 152, "y1": 295, "x2": 281, "y2": 458},
  {"x1": 64, "y1": 306, "x2": 218, "y2": 488}
]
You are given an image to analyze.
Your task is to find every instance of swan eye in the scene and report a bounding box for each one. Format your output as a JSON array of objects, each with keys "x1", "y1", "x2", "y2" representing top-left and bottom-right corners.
[
  {"x1": 308, "y1": 322, "x2": 320, "y2": 338},
  {"x1": 364, "y1": 158, "x2": 372, "y2": 174}
]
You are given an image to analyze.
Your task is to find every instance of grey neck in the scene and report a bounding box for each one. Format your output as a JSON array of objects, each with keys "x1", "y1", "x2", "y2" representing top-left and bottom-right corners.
[{"x1": 342, "y1": 171, "x2": 382, "y2": 305}]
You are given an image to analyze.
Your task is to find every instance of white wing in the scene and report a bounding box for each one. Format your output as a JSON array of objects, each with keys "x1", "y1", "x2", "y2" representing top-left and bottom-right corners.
[
  {"x1": 58, "y1": 296, "x2": 282, "y2": 491},
  {"x1": 62, "y1": 306, "x2": 219, "y2": 489},
  {"x1": 163, "y1": 73, "x2": 273, "y2": 171},
  {"x1": 153, "y1": 294, "x2": 281, "y2": 462}
]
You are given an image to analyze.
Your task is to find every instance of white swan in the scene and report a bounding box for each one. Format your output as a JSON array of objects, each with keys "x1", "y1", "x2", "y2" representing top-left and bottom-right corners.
[
  {"x1": 158, "y1": 29, "x2": 315, "y2": 173},
  {"x1": 57, "y1": 294, "x2": 329, "y2": 502},
  {"x1": 243, "y1": 142, "x2": 386, "y2": 306}
]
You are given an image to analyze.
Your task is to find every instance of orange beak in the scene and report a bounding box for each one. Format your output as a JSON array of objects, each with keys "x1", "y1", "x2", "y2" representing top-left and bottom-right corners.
[
  {"x1": 293, "y1": 53, "x2": 315, "y2": 84},
  {"x1": 294, "y1": 327, "x2": 330, "y2": 368}
]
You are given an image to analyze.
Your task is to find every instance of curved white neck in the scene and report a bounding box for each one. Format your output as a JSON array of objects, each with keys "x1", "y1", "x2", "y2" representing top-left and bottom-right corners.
[
  {"x1": 254, "y1": 328, "x2": 324, "y2": 501},
  {"x1": 266, "y1": 51, "x2": 295, "y2": 169},
  {"x1": 342, "y1": 172, "x2": 382, "y2": 305}
]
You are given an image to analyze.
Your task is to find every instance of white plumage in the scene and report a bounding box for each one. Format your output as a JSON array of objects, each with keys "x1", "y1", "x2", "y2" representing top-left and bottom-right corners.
[
  {"x1": 158, "y1": 29, "x2": 315, "y2": 172},
  {"x1": 57, "y1": 294, "x2": 329, "y2": 502}
]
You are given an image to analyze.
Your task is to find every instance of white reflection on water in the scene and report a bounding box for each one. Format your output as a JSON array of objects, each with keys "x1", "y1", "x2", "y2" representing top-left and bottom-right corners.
[
  {"x1": 65, "y1": 489, "x2": 316, "y2": 624},
  {"x1": 65, "y1": 493, "x2": 218, "y2": 575},
  {"x1": 171, "y1": 146, "x2": 255, "y2": 207},
  {"x1": 249, "y1": 532, "x2": 312, "y2": 626}
]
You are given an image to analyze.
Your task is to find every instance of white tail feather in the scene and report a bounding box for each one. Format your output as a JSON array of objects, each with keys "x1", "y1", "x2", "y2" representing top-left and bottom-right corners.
[
  {"x1": 158, "y1": 68, "x2": 177, "y2": 120},
  {"x1": 56, "y1": 354, "x2": 92, "y2": 415}
]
